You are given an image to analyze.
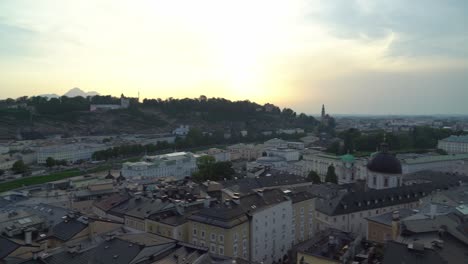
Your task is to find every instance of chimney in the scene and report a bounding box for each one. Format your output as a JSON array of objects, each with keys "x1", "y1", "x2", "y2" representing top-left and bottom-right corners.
[
  {"x1": 256, "y1": 189, "x2": 264, "y2": 197},
  {"x1": 24, "y1": 229, "x2": 33, "y2": 245},
  {"x1": 232, "y1": 197, "x2": 240, "y2": 205},
  {"x1": 430, "y1": 204, "x2": 437, "y2": 219},
  {"x1": 391, "y1": 211, "x2": 400, "y2": 240}
]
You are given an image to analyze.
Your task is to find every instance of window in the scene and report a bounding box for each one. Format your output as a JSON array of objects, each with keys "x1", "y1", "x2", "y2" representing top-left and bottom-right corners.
[
  {"x1": 200, "y1": 241, "x2": 205, "y2": 247},
  {"x1": 211, "y1": 233, "x2": 216, "y2": 241},
  {"x1": 234, "y1": 233, "x2": 238, "y2": 242},
  {"x1": 192, "y1": 238, "x2": 198, "y2": 245},
  {"x1": 384, "y1": 177, "x2": 389, "y2": 187},
  {"x1": 201, "y1": 230, "x2": 205, "y2": 238},
  {"x1": 233, "y1": 244, "x2": 238, "y2": 256},
  {"x1": 219, "y1": 234, "x2": 224, "y2": 243},
  {"x1": 219, "y1": 246, "x2": 224, "y2": 255},
  {"x1": 193, "y1": 228, "x2": 197, "y2": 236},
  {"x1": 210, "y1": 244, "x2": 216, "y2": 253},
  {"x1": 373, "y1": 176, "x2": 377, "y2": 186}
]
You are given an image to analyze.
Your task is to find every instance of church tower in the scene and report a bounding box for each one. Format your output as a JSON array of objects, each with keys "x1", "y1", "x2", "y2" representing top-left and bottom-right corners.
[{"x1": 321, "y1": 104, "x2": 326, "y2": 119}]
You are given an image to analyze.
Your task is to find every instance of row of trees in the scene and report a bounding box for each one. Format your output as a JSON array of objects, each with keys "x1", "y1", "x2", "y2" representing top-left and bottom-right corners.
[
  {"x1": 328, "y1": 127, "x2": 462, "y2": 155},
  {"x1": 306, "y1": 165, "x2": 337, "y2": 184},
  {"x1": 45, "y1": 157, "x2": 67, "y2": 167},
  {"x1": 192, "y1": 156, "x2": 235, "y2": 182}
]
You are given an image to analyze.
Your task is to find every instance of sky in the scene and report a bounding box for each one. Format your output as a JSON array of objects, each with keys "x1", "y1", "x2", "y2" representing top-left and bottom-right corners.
[{"x1": 0, "y1": 0, "x2": 467, "y2": 115}]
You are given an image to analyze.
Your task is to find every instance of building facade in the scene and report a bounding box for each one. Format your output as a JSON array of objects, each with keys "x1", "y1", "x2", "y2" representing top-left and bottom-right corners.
[
  {"x1": 438, "y1": 135, "x2": 468, "y2": 154},
  {"x1": 121, "y1": 152, "x2": 197, "y2": 179}
]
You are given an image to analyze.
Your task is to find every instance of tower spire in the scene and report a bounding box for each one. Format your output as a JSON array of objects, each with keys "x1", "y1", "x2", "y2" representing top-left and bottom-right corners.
[{"x1": 321, "y1": 104, "x2": 325, "y2": 118}]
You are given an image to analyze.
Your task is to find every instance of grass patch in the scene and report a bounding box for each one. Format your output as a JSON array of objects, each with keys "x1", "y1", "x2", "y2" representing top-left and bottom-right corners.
[
  {"x1": 86, "y1": 164, "x2": 112, "y2": 173},
  {"x1": 0, "y1": 170, "x2": 82, "y2": 193}
]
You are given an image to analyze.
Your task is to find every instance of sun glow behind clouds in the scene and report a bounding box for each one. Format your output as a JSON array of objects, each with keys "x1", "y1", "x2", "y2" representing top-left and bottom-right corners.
[{"x1": 1, "y1": 0, "x2": 467, "y2": 114}]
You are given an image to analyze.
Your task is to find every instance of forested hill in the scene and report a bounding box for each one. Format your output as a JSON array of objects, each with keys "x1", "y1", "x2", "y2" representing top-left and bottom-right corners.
[{"x1": 0, "y1": 95, "x2": 328, "y2": 140}]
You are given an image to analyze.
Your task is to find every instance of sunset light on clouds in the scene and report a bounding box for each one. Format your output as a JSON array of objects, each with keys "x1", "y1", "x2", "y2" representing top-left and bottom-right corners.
[{"x1": 1, "y1": 0, "x2": 467, "y2": 114}]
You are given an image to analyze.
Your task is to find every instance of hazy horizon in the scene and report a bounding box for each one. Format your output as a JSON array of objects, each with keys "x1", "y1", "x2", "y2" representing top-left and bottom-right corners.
[{"x1": 1, "y1": 0, "x2": 467, "y2": 115}]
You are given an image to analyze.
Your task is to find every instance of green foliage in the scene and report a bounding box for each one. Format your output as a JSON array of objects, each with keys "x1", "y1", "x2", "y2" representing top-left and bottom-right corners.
[
  {"x1": 0, "y1": 170, "x2": 82, "y2": 193},
  {"x1": 307, "y1": 170, "x2": 321, "y2": 184},
  {"x1": 12, "y1": 160, "x2": 28, "y2": 174},
  {"x1": 325, "y1": 165, "x2": 338, "y2": 184},
  {"x1": 334, "y1": 127, "x2": 457, "y2": 155},
  {"x1": 0, "y1": 169, "x2": 4, "y2": 176},
  {"x1": 46, "y1": 157, "x2": 55, "y2": 167},
  {"x1": 193, "y1": 156, "x2": 235, "y2": 182}
]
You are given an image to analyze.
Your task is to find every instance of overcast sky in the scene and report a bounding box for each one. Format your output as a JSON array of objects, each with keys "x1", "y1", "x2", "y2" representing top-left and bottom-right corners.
[{"x1": 1, "y1": 0, "x2": 467, "y2": 115}]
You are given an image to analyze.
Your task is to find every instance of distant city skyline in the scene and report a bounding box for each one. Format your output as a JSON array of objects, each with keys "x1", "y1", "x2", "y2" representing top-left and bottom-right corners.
[{"x1": 1, "y1": 0, "x2": 467, "y2": 115}]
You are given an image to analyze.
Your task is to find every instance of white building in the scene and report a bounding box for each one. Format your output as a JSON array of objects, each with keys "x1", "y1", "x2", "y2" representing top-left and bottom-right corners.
[
  {"x1": 243, "y1": 190, "x2": 293, "y2": 264},
  {"x1": 121, "y1": 152, "x2": 197, "y2": 179},
  {"x1": 90, "y1": 94, "x2": 130, "y2": 111},
  {"x1": 366, "y1": 143, "x2": 403, "y2": 190},
  {"x1": 265, "y1": 148, "x2": 300, "y2": 161},
  {"x1": 227, "y1": 144, "x2": 263, "y2": 161},
  {"x1": 276, "y1": 128, "x2": 305, "y2": 135},
  {"x1": 37, "y1": 144, "x2": 107, "y2": 164},
  {"x1": 437, "y1": 135, "x2": 468, "y2": 154},
  {"x1": 172, "y1": 125, "x2": 190, "y2": 136},
  {"x1": 203, "y1": 148, "x2": 231, "y2": 162},
  {"x1": 302, "y1": 153, "x2": 365, "y2": 184},
  {"x1": 400, "y1": 153, "x2": 468, "y2": 174}
]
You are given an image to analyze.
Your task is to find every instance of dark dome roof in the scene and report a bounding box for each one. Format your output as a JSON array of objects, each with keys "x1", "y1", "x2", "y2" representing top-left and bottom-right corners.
[{"x1": 367, "y1": 152, "x2": 402, "y2": 174}]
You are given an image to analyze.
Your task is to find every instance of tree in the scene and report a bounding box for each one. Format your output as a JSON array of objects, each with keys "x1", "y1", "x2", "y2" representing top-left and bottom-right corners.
[
  {"x1": 325, "y1": 165, "x2": 337, "y2": 184},
  {"x1": 46, "y1": 157, "x2": 56, "y2": 167},
  {"x1": 193, "y1": 155, "x2": 234, "y2": 182},
  {"x1": 12, "y1": 160, "x2": 28, "y2": 174},
  {"x1": 0, "y1": 169, "x2": 4, "y2": 176},
  {"x1": 307, "y1": 170, "x2": 321, "y2": 184}
]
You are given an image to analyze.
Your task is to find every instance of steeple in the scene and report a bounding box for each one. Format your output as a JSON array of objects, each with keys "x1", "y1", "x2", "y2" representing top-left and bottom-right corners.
[
  {"x1": 380, "y1": 133, "x2": 389, "y2": 153},
  {"x1": 321, "y1": 104, "x2": 325, "y2": 118}
]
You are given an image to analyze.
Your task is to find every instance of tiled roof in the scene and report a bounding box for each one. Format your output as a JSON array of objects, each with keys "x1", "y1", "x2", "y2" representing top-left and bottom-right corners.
[
  {"x1": 316, "y1": 184, "x2": 432, "y2": 216},
  {"x1": 382, "y1": 241, "x2": 445, "y2": 264},
  {"x1": 51, "y1": 219, "x2": 87, "y2": 241},
  {"x1": 0, "y1": 236, "x2": 19, "y2": 259},
  {"x1": 440, "y1": 135, "x2": 468, "y2": 143}
]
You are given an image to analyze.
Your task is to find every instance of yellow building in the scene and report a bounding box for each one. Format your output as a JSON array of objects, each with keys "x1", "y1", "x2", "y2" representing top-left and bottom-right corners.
[
  {"x1": 295, "y1": 229, "x2": 357, "y2": 264},
  {"x1": 188, "y1": 206, "x2": 250, "y2": 260},
  {"x1": 146, "y1": 210, "x2": 189, "y2": 242},
  {"x1": 289, "y1": 191, "x2": 316, "y2": 244}
]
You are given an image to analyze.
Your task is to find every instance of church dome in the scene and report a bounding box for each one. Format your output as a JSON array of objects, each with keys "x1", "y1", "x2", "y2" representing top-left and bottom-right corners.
[{"x1": 367, "y1": 143, "x2": 402, "y2": 174}]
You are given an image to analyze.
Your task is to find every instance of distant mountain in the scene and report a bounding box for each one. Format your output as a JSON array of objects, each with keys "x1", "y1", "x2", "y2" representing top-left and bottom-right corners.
[
  {"x1": 37, "y1": 93, "x2": 60, "y2": 99},
  {"x1": 63, "y1": 87, "x2": 100, "y2": 97}
]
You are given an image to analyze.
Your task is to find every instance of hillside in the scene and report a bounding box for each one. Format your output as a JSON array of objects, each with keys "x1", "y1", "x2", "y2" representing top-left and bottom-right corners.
[{"x1": 0, "y1": 95, "x2": 327, "y2": 140}]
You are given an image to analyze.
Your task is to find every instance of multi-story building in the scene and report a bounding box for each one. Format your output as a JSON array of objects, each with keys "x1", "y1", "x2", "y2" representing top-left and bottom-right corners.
[
  {"x1": 265, "y1": 148, "x2": 300, "y2": 161},
  {"x1": 438, "y1": 135, "x2": 468, "y2": 154},
  {"x1": 302, "y1": 152, "x2": 364, "y2": 184},
  {"x1": 314, "y1": 184, "x2": 429, "y2": 236},
  {"x1": 188, "y1": 205, "x2": 250, "y2": 259},
  {"x1": 227, "y1": 143, "x2": 263, "y2": 161},
  {"x1": 244, "y1": 189, "x2": 293, "y2": 264},
  {"x1": 121, "y1": 152, "x2": 197, "y2": 179},
  {"x1": 287, "y1": 191, "x2": 316, "y2": 244},
  {"x1": 400, "y1": 153, "x2": 468, "y2": 174},
  {"x1": 188, "y1": 189, "x2": 296, "y2": 263},
  {"x1": 37, "y1": 143, "x2": 107, "y2": 164},
  {"x1": 202, "y1": 148, "x2": 231, "y2": 162},
  {"x1": 366, "y1": 143, "x2": 403, "y2": 190}
]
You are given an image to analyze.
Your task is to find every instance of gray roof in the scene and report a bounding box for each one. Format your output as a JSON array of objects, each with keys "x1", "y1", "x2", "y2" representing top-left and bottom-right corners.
[
  {"x1": 0, "y1": 236, "x2": 19, "y2": 259},
  {"x1": 316, "y1": 184, "x2": 432, "y2": 216},
  {"x1": 189, "y1": 189, "x2": 289, "y2": 228},
  {"x1": 382, "y1": 241, "x2": 446, "y2": 264},
  {"x1": 43, "y1": 248, "x2": 96, "y2": 264},
  {"x1": 440, "y1": 135, "x2": 468, "y2": 143},
  {"x1": 222, "y1": 172, "x2": 308, "y2": 195},
  {"x1": 366, "y1": 209, "x2": 415, "y2": 226},
  {"x1": 124, "y1": 198, "x2": 174, "y2": 220},
  {"x1": 295, "y1": 229, "x2": 355, "y2": 261},
  {"x1": 51, "y1": 219, "x2": 87, "y2": 241}
]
